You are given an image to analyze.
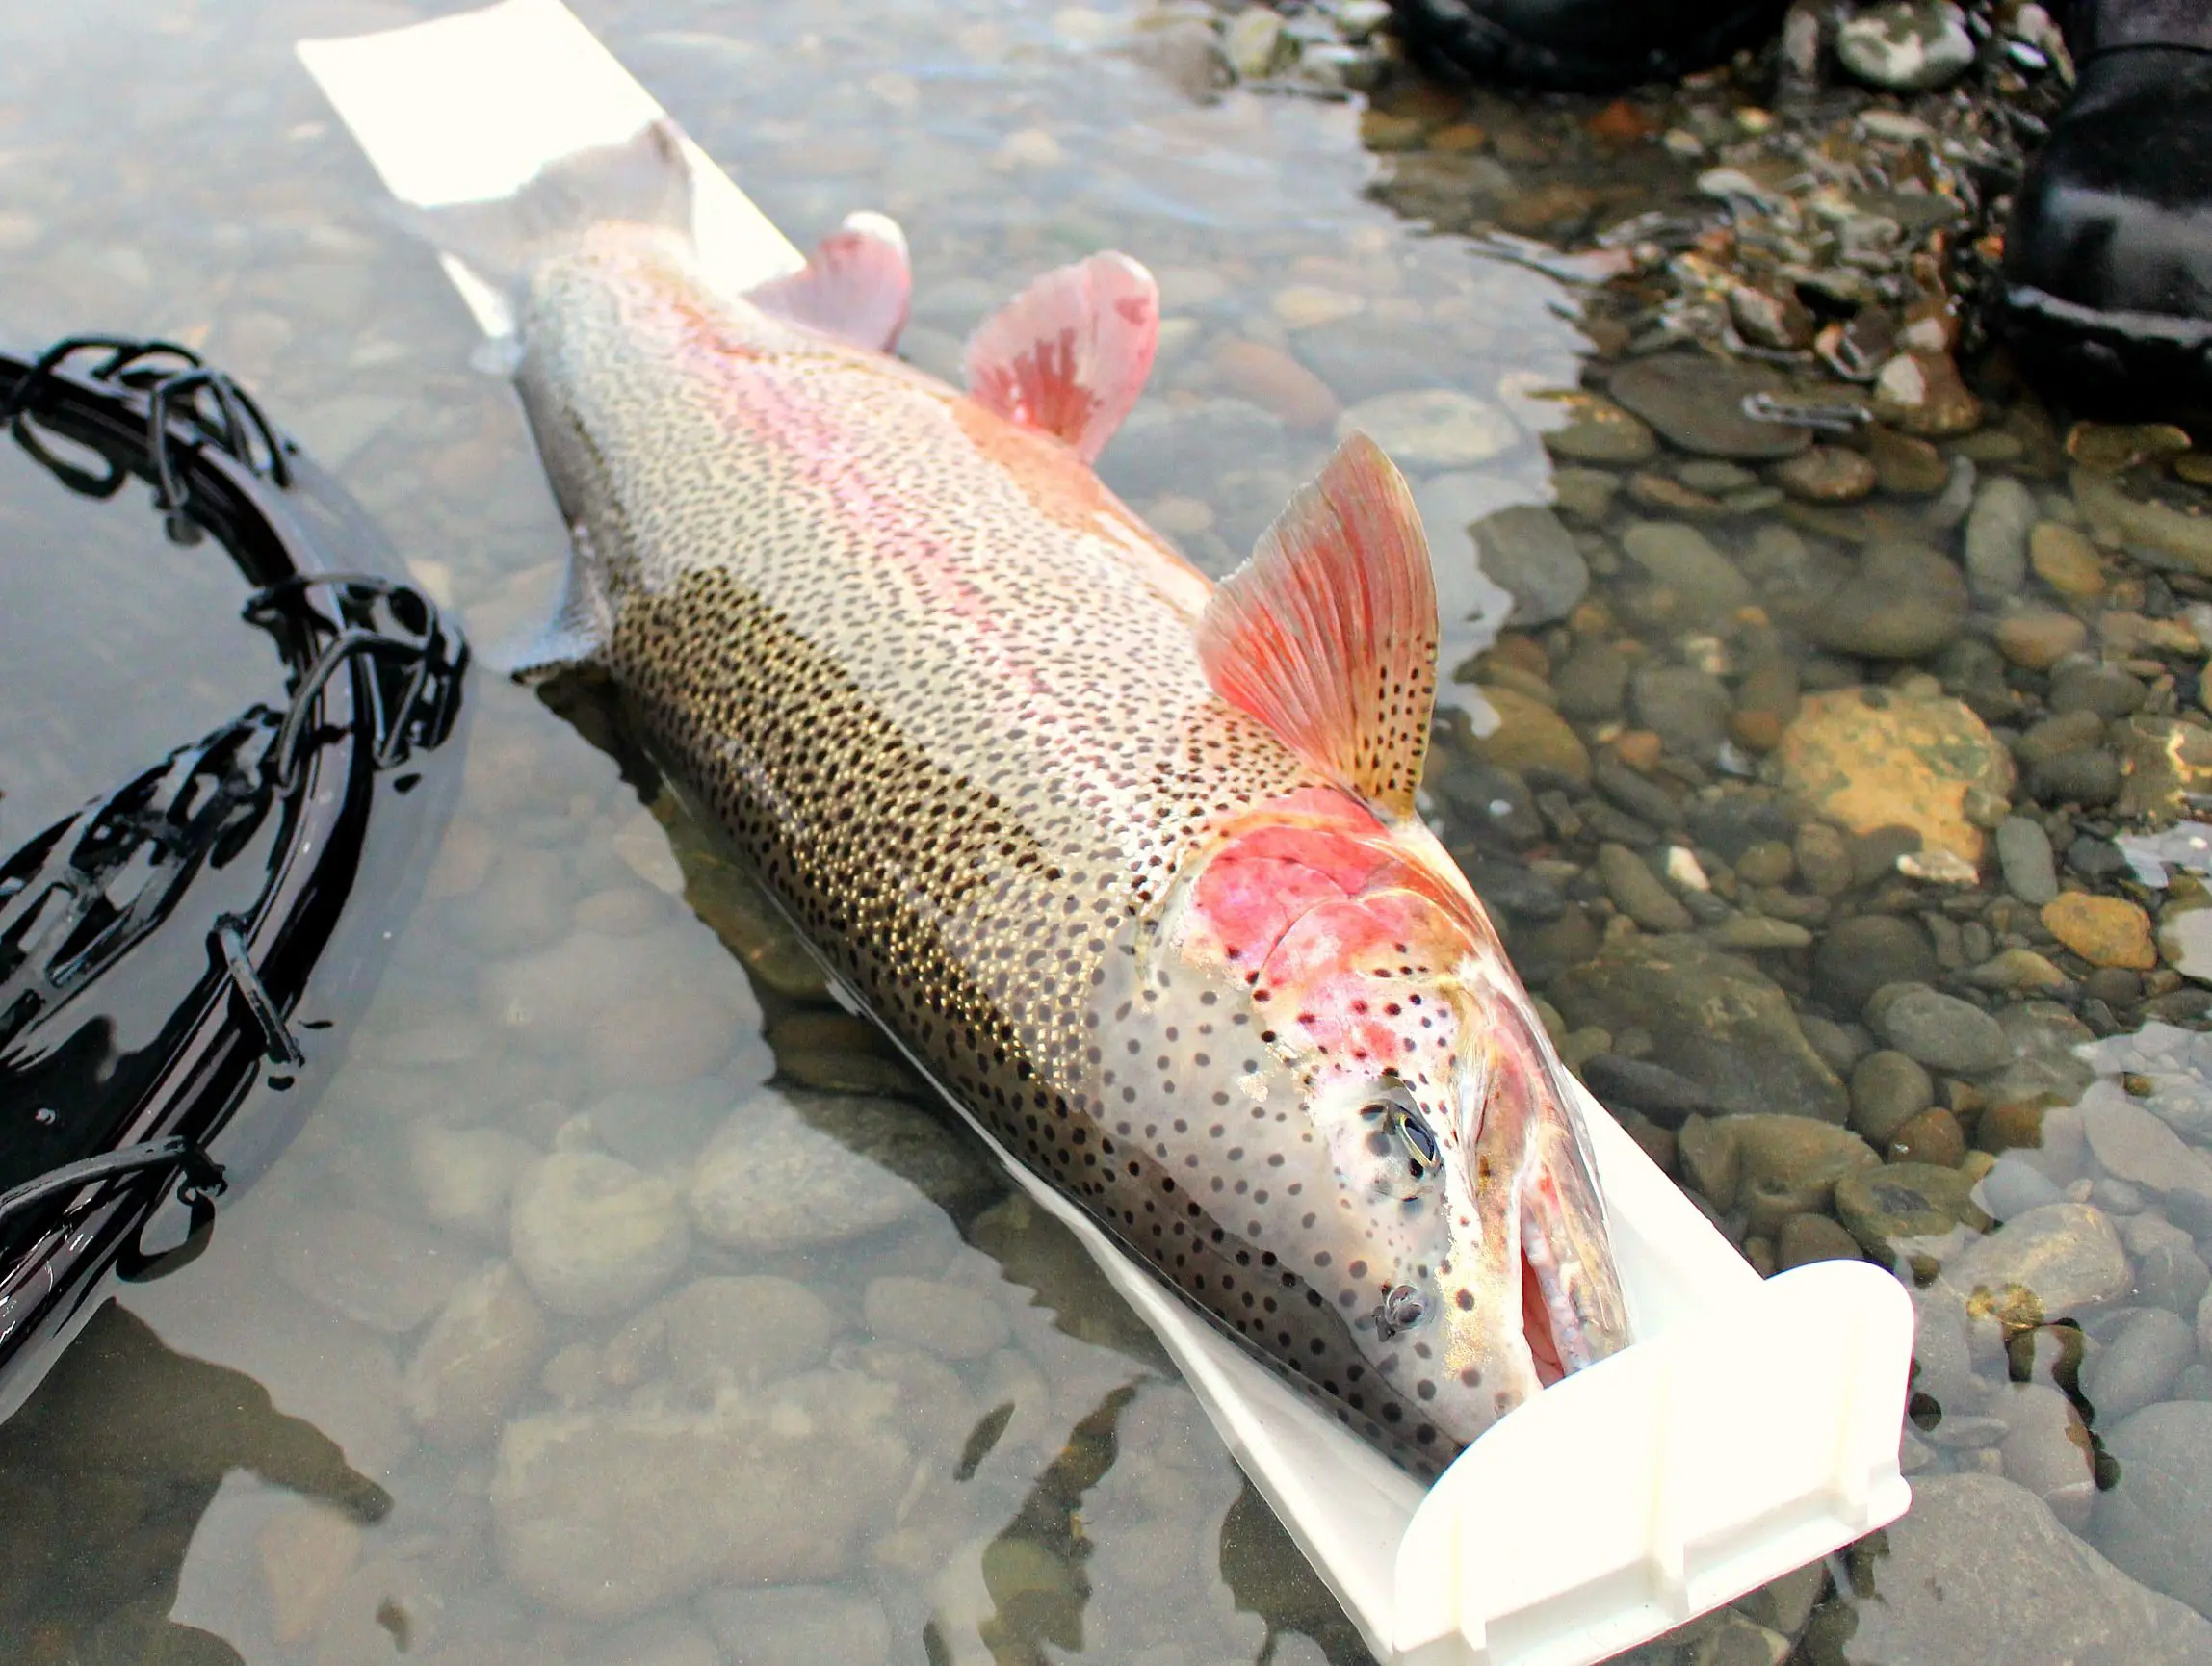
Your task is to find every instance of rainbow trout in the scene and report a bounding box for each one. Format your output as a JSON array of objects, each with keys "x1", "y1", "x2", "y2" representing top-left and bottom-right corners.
[{"x1": 438, "y1": 124, "x2": 1629, "y2": 1471}]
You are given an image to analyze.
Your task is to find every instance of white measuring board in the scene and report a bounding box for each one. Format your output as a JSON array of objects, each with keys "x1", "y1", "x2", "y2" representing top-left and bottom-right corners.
[{"x1": 297, "y1": 7, "x2": 1917, "y2": 1660}]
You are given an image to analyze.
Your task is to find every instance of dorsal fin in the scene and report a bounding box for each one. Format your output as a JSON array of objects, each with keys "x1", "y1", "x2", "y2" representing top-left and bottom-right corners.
[
  {"x1": 744, "y1": 211, "x2": 911, "y2": 351},
  {"x1": 1196, "y1": 433, "x2": 1438, "y2": 820},
  {"x1": 963, "y1": 252, "x2": 1158, "y2": 463}
]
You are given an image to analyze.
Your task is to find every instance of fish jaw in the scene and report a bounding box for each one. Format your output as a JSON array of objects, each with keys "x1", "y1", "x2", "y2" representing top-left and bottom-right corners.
[{"x1": 1157, "y1": 787, "x2": 1631, "y2": 1450}]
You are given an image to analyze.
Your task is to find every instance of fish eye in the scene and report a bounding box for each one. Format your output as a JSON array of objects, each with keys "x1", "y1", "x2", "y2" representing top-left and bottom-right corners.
[{"x1": 1397, "y1": 1107, "x2": 1440, "y2": 1171}]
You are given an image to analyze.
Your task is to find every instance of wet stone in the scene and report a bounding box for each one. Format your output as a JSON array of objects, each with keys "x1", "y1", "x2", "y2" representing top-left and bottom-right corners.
[
  {"x1": 1889, "y1": 1106, "x2": 1967, "y2": 1168},
  {"x1": 1850, "y1": 1050, "x2": 1935, "y2": 1146},
  {"x1": 1580, "y1": 1054, "x2": 1711, "y2": 1128},
  {"x1": 404, "y1": 1262, "x2": 550, "y2": 1450},
  {"x1": 1629, "y1": 664, "x2": 1733, "y2": 763},
  {"x1": 1468, "y1": 685, "x2": 1591, "y2": 781},
  {"x1": 2115, "y1": 716, "x2": 2212, "y2": 820},
  {"x1": 1806, "y1": 541, "x2": 1970, "y2": 659},
  {"x1": 1794, "y1": 822, "x2": 1855, "y2": 897},
  {"x1": 1773, "y1": 445, "x2": 1877, "y2": 503},
  {"x1": 1872, "y1": 984, "x2": 2013, "y2": 1073},
  {"x1": 273, "y1": 1207, "x2": 463, "y2": 1336},
  {"x1": 1472, "y1": 505, "x2": 1588, "y2": 626},
  {"x1": 2043, "y1": 893, "x2": 2157, "y2": 971},
  {"x1": 1994, "y1": 608, "x2": 2091, "y2": 671},
  {"x1": 1838, "y1": 1473, "x2": 2212, "y2": 1665},
  {"x1": 511, "y1": 1151, "x2": 690, "y2": 1321},
  {"x1": 1731, "y1": 1115, "x2": 1882, "y2": 1235},
  {"x1": 1778, "y1": 1211, "x2": 1864, "y2": 1269},
  {"x1": 1966, "y1": 948, "x2": 2071, "y2": 995},
  {"x1": 1836, "y1": 1, "x2": 1977, "y2": 90},
  {"x1": 1815, "y1": 916, "x2": 1939, "y2": 1014},
  {"x1": 2050, "y1": 664, "x2": 2147, "y2": 720},
  {"x1": 2031, "y1": 521, "x2": 2106, "y2": 597},
  {"x1": 491, "y1": 1370, "x2": 910, "y2": 1618},
  {"x1": 1606, "y1": 354, "x2": 1813, "y2": 461},
  {"x1": 2027, "y1": 748, "x2": 2122, "y2": 807},
  {"x1": 1872, "y1": 350, "x2": 1983, "y2": 438},
  {"x1": 690, "y1": 1092, "x2": 935, "y2": 1253},
  {"x1": 2079, "y1": 1086, "x2": 2212, "y2": 1199},
  {"x1": 1550, "y1": 466, "x2": 1621, "y2": 523},
  {"x1": 1598, "y1": 843, "x2": 1696, "y2": 932},
  {"x1": 697, "y1": 1586, "x2": 893, "y2": 1666},
  {"x1": 635, "y1": 1276, "x2": 839, "y2": 1393},
  {"x1": 1996, "y1": 1380, "x2": 2098, "y2": 1530},
  {"x1": 1337, "y1": 388, "x2": 1516, "y2": 469},
  {"x1": 1995, "y1": 817, "x2": 2060, "y2": 906},
  {"x1": 1540, "y1": 394, "x2": 1656, "y2": 464},
  {"x1": 1618, "y1": 521, "x2": 1752, "y2": 619},
  {"x1": 1835, "y1": 1160, "x2": 1989, "y2": 1274},
  {"x1": 1963, "y1": 475, "x2": 2037, "y2": 605},
  {"x1": 1550, "y1": 639, "x2": 1629, "y2": 721},
  {"x1": 864, "y1": 1276, "x2": 1010, "y2": 1362},
  {"x1": 1706, "y1": 915, "x2": 1813, "y2": 950},
  {"x1": 1553, "y1": 935, "x2": 1848, "y2": 1122},
  {"x1": 2082, "y1": 1309, "x2": 2197, "y2": 1424},
  {"x1": 409, "y1": 1122, "x2": 536, "y2": 1245},
  {"x1": 1774, "y1": 689, "x2": 2011, "y2": 869},
  {"x1": 1945, "y1": 1201, "x2": 2132, "y2": 1326},
  {"x1": 2092, "y1": 1401, "x2": 2212, "y2": 1620},
  {"x1": 1868, "y1": 424, "x2": 1950, "y2": 495}
]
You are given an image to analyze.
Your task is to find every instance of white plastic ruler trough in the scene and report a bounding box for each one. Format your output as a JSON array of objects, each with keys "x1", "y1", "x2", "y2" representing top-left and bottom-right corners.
[{"x1": 298, "y1": 7, "x2": 1917, "y2": 1662}]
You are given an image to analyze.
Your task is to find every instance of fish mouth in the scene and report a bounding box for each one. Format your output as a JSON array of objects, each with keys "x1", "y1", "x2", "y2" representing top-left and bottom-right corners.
[
  {"x1": 1511, "y1": 1041, "x2": 1631, "y2": 1386},
  {"x1": 1452, "y1": 996, "x2": 1631, "y2": 1416}
]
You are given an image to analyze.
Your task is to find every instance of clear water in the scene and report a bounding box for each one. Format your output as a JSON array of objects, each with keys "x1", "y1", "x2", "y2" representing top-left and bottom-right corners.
[{"x1": 2, "y1": 2, "x2": 2210, "y2": 1664}]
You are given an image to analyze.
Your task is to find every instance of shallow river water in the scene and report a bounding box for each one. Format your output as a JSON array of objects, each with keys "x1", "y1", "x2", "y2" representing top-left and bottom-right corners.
[{"x1": 5, "y1": 1, "x2": 2212, "y2": 1664}]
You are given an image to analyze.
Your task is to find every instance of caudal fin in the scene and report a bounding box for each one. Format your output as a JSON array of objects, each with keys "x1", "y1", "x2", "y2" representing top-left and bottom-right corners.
[{"x1": 396, "y1": 117, "x2": 694, "y2": 301}]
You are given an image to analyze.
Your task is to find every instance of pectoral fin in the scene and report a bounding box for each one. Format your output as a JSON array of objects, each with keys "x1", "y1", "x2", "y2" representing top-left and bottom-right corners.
[
  {"x1": 1196, "y1": 433, "x2": 1438, "y2": 820},
  {"x1": 744, "y1": 212, "x2": 912, "y2": 352},
  {"x1": 488, "y1": 521, "x2": 613, "y2": 680},
  {"x1": 963, "y1": 252, "x2": 1158, "y2": 463}
]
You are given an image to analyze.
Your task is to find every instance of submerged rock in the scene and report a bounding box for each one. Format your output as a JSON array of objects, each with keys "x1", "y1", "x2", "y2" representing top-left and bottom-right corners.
[
  {"x1": 511, "y1": 1152, "x2": 690, "y2": 1321},
  {"x1": 491, "y1": 1370, "x2": 910, "y2": 1618},
  {"x1": 1337, "y1": 388, "x2": 1516, "y2": 469},
  {"x1": 1774, "y1": 689, "x2": 2012, "y2": 868},
  {"x1": 2093, "y1": 1401, "x2": 2212, "y2": 1621},
  {"x1": 689, "y1": 1091, "x2": 946, "y2": 1253},
  {"x1": 1942, "y1": 1201, "x2": 2130, "y2": 1326},
  {"x1": 1806, "y1": 542, "x2": 1970, "y2": 659},
  {"x1": 1836, "y1": 1473, "x2": 2212, "y2": 1665},
  {"x1": 1836, "y1": 2, "x2": 1977, "y2": 91},
  {"x1": 1552, "y1": 935, "x2": 1848, "y2": 1122},
  {"x1": 1607, "y1": 354, "x2": 1811, "y2": 460},
  {"x1": 404, "y1": 1261, "x2": 550, "y2": 1449},
  {"x1": 1468, "y1": 505, "x2": 1585, "y2": 628},
  {"x1": 1618, "y1": 521, "x2": 1753, "y2": 621}
]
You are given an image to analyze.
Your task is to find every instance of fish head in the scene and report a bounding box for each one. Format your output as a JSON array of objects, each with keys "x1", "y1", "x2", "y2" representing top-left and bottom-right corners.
[{"x1": 1158, "y1": 787, "x2": 1631, "y2": 1452}]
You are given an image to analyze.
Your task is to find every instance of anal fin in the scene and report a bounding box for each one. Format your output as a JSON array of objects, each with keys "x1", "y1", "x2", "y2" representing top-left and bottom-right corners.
[
  {"x1": 963, "y1": 252, "x2": 1158, "y2": 464},
  {"x1": 744, "y1": 211, "x2": 911, "y2": 352},
  {"x1": 489, "y1": 520, "x2": 615, "y2": 680},
  {"x1": 1196, "y1": 433, "x2": 1439, "y2": 820}
]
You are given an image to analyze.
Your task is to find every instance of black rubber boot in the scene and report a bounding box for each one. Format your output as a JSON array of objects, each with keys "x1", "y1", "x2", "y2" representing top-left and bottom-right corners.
[
  {"x1": 1999, "y1": 1, "x2": 2212, "y2": 412},
  {"x1": 1387, "y1": 0, "x2": 1793, "y2": 92}
]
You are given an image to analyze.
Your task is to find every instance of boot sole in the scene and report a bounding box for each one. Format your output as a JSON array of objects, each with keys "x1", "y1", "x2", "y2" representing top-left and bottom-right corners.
[
  {"x1": 1389, "y1": 0, "x2": 1791, "y2": 92},
  {"x1": 2000, "y1": 281, "x2": 2212, "y2": 419}
]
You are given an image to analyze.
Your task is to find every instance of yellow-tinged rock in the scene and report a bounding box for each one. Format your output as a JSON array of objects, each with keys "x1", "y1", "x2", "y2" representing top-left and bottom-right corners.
[
  {"x1": 1772, "y1": 689, "x2": 2015, "y2": 868},
  {"x1": 1467, "y1": 684, "x2": 1592, "y2": 782},
  {"x1": 2028, "y1": 522, "x2": 2105, "y2": 598},
  {"x1": 2042, "y1": 893, "x2": 2156, "y2": 970}
]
